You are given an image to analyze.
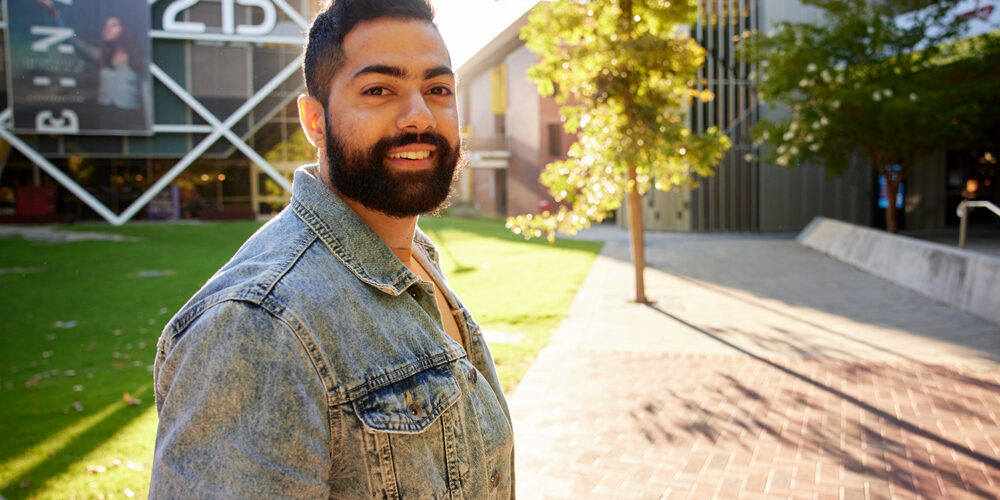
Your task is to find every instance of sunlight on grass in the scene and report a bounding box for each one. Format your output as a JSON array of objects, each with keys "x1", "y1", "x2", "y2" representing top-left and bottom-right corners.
[
  {"x1": 0, "y1": 395, "x2": 129, "y2": 489},
  {"x1": 36, "y1": 404, "x2": 158, "y2": 500},
  {"x1": 418, "y1": 216, "x2": 603, "y2": 390},
  {"x1": 0, "y1": 218, "x2": 601, "y2": 498}
]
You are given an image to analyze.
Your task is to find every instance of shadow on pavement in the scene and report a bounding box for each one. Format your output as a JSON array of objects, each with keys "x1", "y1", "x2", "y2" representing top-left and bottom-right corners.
[
  {"x1": 645, "y1": 302, "x2": 1000, "y2": 498},
  {"x1": 596, "y1": 233, "x2": 1000, "y2": 365}
]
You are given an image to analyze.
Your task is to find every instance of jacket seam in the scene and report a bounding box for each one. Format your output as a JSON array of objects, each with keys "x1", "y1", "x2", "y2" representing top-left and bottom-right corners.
[{"x1": 330, "y1": 348, "x2": 466, "y2": 406}]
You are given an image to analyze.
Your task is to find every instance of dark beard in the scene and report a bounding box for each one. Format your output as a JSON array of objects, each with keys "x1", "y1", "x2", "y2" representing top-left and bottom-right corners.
[{"x1": 324, "y1": 125, "x2": 461, "y2": 218}]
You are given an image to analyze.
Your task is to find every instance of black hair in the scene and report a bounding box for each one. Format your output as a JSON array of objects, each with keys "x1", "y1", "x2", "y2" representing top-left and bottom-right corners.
[{"x1": 303, "y1": 0, "x2": 436, "y2": 108}]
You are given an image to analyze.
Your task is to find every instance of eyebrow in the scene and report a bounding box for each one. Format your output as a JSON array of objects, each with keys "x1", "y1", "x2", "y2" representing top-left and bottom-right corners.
[
  {"x1": 424, "y1": 66, "x2": 454, "y2": 80},
  {"x1": 351, "y1": 64, "x2": 454, "y2": 82}
]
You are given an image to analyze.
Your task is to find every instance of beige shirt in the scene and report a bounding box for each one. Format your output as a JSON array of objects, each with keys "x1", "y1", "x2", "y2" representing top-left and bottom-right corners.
[{"x1": 391, "y1": 247, "x2": 464, "y2": 348}]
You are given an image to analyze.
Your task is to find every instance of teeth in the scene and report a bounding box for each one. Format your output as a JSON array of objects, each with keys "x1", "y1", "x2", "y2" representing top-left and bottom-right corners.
[{"x1": 389, "y1": 151, "x2": 431, "y2": 160}]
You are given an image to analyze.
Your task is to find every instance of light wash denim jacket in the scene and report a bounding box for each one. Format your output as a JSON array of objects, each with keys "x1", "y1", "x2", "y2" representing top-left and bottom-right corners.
[{"x1": 151, "y1": 165, "x2": 514, "y2": 499}]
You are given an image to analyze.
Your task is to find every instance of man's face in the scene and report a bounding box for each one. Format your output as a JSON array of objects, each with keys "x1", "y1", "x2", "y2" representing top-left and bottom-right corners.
[{"x1": 322, "y1": 18, "x2": 461, "y2": 218}]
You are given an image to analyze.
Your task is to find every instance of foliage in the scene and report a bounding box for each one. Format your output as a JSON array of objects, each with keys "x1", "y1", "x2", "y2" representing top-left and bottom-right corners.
[
  {"x1": 0, "y1": 217, "x2": 599, "y2": 498},
  {"x1": 506, "y1": 0, "x2": 731, "y2": 241},
  {"x1": 739, "y1": 0, "x2": 1000, "y2": 232}
]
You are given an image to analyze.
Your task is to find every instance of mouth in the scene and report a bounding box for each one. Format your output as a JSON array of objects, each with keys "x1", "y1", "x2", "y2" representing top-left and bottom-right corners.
[
  {"x1": 385, "y1": 144, "x2": 437, "y2": 168},
  {"x1": 388, "y1": 150, "x2": 432, "y2": 161}
]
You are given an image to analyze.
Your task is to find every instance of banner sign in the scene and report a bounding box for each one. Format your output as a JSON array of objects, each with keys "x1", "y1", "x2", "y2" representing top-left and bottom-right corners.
[{"x1": 4, "y1": 0, "x2": 153, "y2": 135}]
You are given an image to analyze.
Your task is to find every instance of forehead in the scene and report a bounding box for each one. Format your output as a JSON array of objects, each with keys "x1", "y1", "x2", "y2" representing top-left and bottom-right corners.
[{"x1": 338, "y1": 18, "x2": 451, "y2": 81}]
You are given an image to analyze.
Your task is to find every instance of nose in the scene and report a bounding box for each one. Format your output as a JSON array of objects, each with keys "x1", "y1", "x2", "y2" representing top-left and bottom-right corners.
[{"x1": 397, "y1": 92, "x2": 436, "y2": 134}]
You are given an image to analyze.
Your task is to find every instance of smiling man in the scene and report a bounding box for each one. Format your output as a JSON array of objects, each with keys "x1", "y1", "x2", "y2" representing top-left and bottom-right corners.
[{"x1": 149, "y1": 1, "x2": 514, "y2": 498}]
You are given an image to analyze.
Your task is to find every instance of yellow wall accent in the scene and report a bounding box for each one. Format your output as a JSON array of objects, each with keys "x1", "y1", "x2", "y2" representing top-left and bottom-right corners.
[{"x1": 490, "y1": 64, "x2": 507, "y2": 115}]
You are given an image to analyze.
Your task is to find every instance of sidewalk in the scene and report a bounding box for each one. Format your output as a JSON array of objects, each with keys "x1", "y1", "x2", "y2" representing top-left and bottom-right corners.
[{"x1": 509, "y1": 228, "x2": 1000, "y2": 499}]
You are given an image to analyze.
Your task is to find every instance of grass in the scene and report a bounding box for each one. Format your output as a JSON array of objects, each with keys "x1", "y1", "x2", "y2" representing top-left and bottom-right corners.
[{"x1": 0, "y1": 216, "x2": 602, "y2": 499}]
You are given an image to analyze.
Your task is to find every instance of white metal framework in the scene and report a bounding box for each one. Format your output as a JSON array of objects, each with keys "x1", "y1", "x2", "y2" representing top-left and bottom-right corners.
[{"x1": 0, "y1": 0, "x2": 309, "y2": 225}]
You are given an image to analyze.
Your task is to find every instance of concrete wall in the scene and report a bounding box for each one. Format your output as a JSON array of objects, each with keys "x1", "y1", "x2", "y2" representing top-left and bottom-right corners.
[
  {"x1": 758, "y1": 157, "x2": 872, "y2": 232},
  {"x1": 798, "y1": 216, "x2": 1000, "y2": 326},
  {"x1": 504, "y1": 45, "x2": 543, "y2": 217},
  {"x1": 465, "y1": 71, "x2": 497, "y2": 137}
]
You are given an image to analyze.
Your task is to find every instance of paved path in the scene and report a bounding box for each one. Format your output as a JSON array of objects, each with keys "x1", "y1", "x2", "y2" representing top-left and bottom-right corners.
[{"x1": 509, "y1": 228, "x2": 1000, "y2": 499}]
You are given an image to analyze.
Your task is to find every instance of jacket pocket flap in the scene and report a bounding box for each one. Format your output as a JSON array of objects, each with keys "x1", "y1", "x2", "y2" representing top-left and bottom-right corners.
[{"x1": 354, "y1": 366, "x2": 461, "y2": 434}]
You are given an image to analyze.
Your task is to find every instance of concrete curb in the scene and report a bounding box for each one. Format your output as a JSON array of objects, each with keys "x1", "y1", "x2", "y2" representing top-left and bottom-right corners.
[{"x1": 797, "y1": 216, "x2": 1000, "y2": 326}]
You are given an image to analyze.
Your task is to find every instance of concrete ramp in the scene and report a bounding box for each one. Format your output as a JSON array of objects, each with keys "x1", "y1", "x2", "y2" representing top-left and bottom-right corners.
[{"x1": 798, "y1": 216, "x2": 1000, "y2": 326}]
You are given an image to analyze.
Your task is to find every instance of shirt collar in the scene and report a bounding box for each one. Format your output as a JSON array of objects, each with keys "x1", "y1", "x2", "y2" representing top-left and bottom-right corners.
[{"x1": 290, "y1": 164, "x2": 419, "y2": 297}]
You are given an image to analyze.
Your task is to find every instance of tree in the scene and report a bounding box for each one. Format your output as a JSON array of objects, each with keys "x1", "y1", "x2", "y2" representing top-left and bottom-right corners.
[
  {"x1": 740, "y1": 0, "x2": 1000, "y2": 233},
  {"x1": 506, "y1": 0, "x2": 730, "y2": 303}
]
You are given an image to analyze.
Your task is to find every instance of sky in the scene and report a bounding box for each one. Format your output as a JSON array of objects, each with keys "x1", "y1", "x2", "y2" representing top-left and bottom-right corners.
[{"x1": 431, "y1": 0, "x2": 542, "y2": 69}]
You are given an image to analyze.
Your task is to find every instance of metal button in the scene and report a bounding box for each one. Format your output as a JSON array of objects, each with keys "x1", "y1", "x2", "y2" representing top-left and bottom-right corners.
[
  {"x1": 467, "y1": 366, "x2": 478, "y2": 384},
  {"x1": 404, "y1": 391, "x2": 422, "y2": 419},
  {"x1": 408, "y1": 288, "x2": 420, "y2": 299},
  {"x1": 408, "y1": 403, "x2": 422, "y2": 418},
  {"x1": 490, "y1": 470, "x2": 500, "y2": 489}
]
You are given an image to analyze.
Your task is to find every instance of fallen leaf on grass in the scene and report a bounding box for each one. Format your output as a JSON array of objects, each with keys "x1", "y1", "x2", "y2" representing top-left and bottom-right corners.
[
  {"x1": 123, "y1": 393, "x2": 142, "y2": 406},
  {"x1": 19, "y1": 478, "x2": 32, "y2": 488},
  {"x1": 128, "y1": 270, "x2": 175, "y2": 278},
  {"x1": 126, "y1": 461, "x2": 144, "y2": 471},
  {"x1": 124, "y1": 487, "x2": 135, "y2": 497},
  {"x1": 87, "y1": 465, "x2": 106, "y2": 473},
  {"x1": 73, "y1": 401, "x2": 83, "y2": 412},
  {"x1": 112, "y1": 459, "x2": 122, "y2": 467}
]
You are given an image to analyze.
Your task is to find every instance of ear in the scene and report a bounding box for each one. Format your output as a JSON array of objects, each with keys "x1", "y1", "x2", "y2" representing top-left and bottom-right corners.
[{"x1": 297, "y1": 94, "x2": 326, "y2": 150}]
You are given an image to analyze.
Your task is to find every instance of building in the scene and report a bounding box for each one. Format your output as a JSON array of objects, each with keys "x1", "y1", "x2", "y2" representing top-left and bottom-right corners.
[
  {"x1": 455, "y1": 5, "x2": 570, "y2": 218},
  {"x1": 459, "y1": 0, "x2": 998, "y2": 233},
  {"x1": 1, "y1": 1, "x2": 994, "y2": 232},
  {"x1": 649, "y1": 0, "x2": 998, "y2": 233},
  {"x1": 0, "y1": 0, "x2": 317, "y2": 225}
]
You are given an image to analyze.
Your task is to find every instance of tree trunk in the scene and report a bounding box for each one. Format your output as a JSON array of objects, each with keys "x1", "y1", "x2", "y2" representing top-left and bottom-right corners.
[
  {"x1": 883, "y1": 166, "x2": 901, "y2": 234},
  {"x1": 620, "y1": 0, "x2": 647, "y2": 303},
  {"x1": 625, "y1": 162, "x2": 648, "y2": 304}
]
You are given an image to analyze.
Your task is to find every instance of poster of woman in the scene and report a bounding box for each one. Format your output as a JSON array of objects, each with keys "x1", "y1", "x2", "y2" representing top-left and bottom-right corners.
[{"x1": 4, "y1": 0, "x2": 153, "y2": 135}]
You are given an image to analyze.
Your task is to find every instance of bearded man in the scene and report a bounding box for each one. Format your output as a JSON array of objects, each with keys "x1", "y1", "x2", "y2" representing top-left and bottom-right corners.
[{"x1": 149, "y1": 1, "x2": 514, "y2": 497}]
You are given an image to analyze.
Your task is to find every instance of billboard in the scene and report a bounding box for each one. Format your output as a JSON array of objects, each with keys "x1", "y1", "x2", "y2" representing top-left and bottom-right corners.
[{"x1": 4, "y1": 0, "x2": 153, "y2": 135}]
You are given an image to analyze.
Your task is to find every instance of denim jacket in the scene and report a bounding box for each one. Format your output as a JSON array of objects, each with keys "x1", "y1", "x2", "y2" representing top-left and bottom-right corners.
[{"x1": 151, "y1": 165, "x2": 514, "y2": 499}]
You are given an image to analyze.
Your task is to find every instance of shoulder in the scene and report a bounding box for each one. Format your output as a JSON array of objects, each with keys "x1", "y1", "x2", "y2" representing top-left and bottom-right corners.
[{"x1": 166, "y1": 211, "x2": 321, "y2": 333}]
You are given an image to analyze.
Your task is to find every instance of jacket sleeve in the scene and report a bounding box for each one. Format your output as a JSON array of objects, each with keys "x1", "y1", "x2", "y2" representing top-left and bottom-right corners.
[{"x1": 150, "y1": 300, "x2": 331, "y2": 499}]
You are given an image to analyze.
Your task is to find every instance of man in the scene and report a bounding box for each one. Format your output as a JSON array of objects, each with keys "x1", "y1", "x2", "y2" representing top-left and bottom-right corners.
[{"x1": 149, "y1": 1, "x2": 514, "y2": 497}]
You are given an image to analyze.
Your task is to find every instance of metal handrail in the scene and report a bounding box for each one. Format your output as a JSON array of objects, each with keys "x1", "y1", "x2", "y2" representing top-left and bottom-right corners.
[{"x1": 957, "y1": 200, "x2": 1000, "y2": 248}]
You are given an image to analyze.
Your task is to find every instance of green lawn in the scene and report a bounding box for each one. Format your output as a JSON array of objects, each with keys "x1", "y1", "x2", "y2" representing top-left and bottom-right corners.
[{"x1": 0, "y1": 216, "x2": 601, "y2": 499}]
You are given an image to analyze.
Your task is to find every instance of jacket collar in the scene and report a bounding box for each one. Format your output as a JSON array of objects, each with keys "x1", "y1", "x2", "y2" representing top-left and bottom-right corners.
[{"x1": 290, "y1": 165, "x2": 421, "y2": 297}]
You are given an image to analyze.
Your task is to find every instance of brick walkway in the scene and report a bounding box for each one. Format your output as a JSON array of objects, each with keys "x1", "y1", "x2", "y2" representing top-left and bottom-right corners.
[{"x1": 509, "y1": 231, "x2": 1000, "y2": 499}]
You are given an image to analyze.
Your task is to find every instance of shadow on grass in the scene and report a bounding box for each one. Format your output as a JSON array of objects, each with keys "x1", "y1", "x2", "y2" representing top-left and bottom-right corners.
[
  {"x1": 424, "y1": 225, "x2": 478, "y2": 274},
  {"x1": 2, "y1": 387, "x2": 152, "y2": 500}
]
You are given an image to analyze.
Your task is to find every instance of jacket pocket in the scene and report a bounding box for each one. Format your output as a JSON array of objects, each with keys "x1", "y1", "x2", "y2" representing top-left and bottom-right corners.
[{"x1": 354, "y1": 365, "x2": 461, "y2": 434}]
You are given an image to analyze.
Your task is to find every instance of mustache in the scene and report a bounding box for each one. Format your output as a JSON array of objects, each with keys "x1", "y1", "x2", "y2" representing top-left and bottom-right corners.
[{"x1": 374, "y1": 132, "x2": 453, "y2": 152}]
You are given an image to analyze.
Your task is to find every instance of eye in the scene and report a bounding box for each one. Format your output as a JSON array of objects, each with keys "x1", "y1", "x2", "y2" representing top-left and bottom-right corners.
[
  {"x1": 362, "y1": 86, "x2": 389, "y2": 96},
  {"x1": 428, "y1": 86, "x2": 454, "y2": 97}
]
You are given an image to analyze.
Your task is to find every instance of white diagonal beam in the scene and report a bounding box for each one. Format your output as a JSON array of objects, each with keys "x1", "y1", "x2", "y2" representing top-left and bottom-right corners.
[
  {"x1": 273, "y1": 0, "x2": 311, "y2": 29},
  {"x1": 151, "y1": 59, "x2": 301, "y2": 187},
  {"x1": 115, "y1": 59, "x2": 300, "y2": 223},
  {"x1": 0, "y1": 109, "x2": 122, "y2": 224}
]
